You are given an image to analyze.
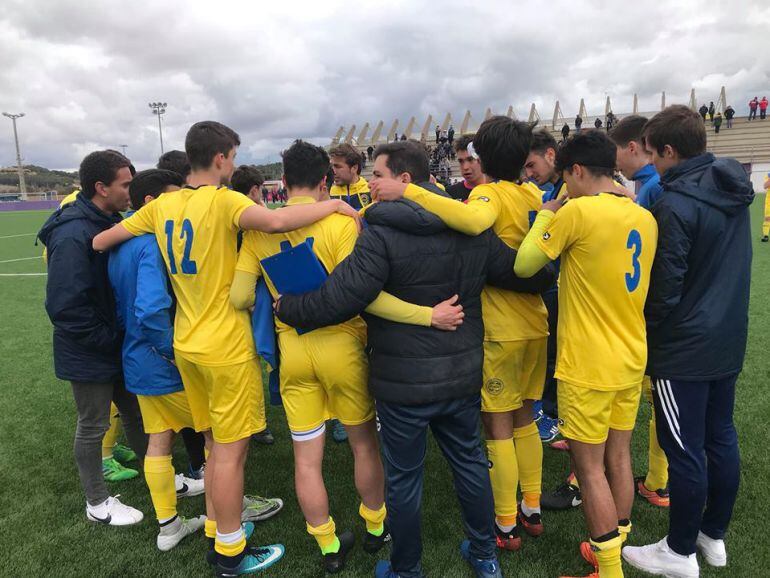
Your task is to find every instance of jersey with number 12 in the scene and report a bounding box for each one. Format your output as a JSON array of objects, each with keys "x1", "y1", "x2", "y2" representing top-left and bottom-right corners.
[
  {"x1": 122, "y1": 185, "x2": 256, "y2": 366},
  {"x1": 534, "y1": 193, "x2": 658, "y2": 390}
]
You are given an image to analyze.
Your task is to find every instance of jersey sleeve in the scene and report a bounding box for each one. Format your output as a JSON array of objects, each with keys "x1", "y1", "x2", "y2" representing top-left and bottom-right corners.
[
  {"x1": 122, "y1": 201, "x2": 158, "y2": 236},
  {"x1": 332, "y1": 218, "x2": 359, "y2": 266},
  {"x1": 402, "y1": 183, "x2": 499, "y2": 235},
  {"x1": 220, "y1": 188, "x2": 256, "y2": 230},
  {"x1": 235, "y1": 231, "x2": 263, "y2": 277},
  {"x1": 533, "y1": 202, "x2": 582, "y2": 261}
]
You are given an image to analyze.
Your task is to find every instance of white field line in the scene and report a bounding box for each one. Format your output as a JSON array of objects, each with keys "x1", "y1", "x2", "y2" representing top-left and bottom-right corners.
[
  {"x1": 0, "y1": 233, "x2": 36, "y2": 239},
  {"x1": 0, "y1": 256, "x2": 42, "y2": 264},
  {"x1": 0, "y1": 273, "x2": 46, "y2": 277}
]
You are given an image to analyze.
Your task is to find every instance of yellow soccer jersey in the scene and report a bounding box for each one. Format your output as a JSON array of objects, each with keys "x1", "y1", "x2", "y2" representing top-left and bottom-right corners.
[
  {"x1": 534, "y1": 193, "x2": 658, "y2": 390},
  {"x1": 60, "y1": 190, "x2": 80, "y2": 207},
  {"x1": 122, "y1": 185, "x2": 257, "y2": 366},
  {"x1": 236, "y1": 196, "x2": 367, "y2": 342},
  {"x1": 330, "y1": 176, "x2": 371, "y2": 211}
]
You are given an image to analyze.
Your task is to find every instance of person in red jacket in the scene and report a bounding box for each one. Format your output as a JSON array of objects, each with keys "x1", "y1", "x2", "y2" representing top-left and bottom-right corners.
[
  {"x1": 760, "y1": 96, "x2": 768, "y2": 120},
  {"x1": 749, "y1": 97, "x2": 759, "y2": 120}
]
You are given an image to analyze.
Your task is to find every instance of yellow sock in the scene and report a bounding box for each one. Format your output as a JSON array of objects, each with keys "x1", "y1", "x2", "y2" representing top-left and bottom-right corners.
[
  {"x1": 513, "y1": 422, "x2": 542, "y2": 509},
  {"x1": 215, "y1": 527, "x2": 246, "y2": 557},
  {"x1": 144, "y1": 455, "x2": 177, "y2": 521},
  {"x1": 618, "y1": 520, "x2": 632, "y2": 544},
  {"x1": 763, "y1": 192, "x2": 770, "y2": 236},
  {"x1": 591, "y1": 534, "x2": 624, "y2": 578},
  {"x1": 486, "y1": 438, "x2": 519, "y2": 525},
  {"x1": 307, "y1": 517, "x2": 339, "y2": 554},
  {"x1": 205, "y1": 519, "x2": 217, "y2": 539},
  {"x1": 359, "y1": 502, "x2": 386, "y2": 536},
  {"x1": 644, "y1": 412, "x2": 668, "y2": 491},
  {"x1": 101, "y1": 405, "x2": 121, "y2": 458}
]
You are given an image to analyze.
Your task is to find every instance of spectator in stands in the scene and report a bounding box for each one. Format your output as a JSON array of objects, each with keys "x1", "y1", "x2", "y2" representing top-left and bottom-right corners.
[
  {"x1": 606, "y1": 111, "x2": 616, "y2": 131},
  {"x1": 393, "y1": 132, "x2": 399, "y2": 142},
  {"x1": 157, "y1": 150, "x2": 191, "y2": 183},
  {"x1": 575, "y1": 114, "x2": 583, "y2": 132},
  {"x1": 361, "y1": 151, "x2": 367, "y2": 170},
  {"x1": 699, "y1": 104, "x2": 709, "y2": 121},
  {"x1": 400, "y1": 134, "x2": 407, "y2": 141},
  {"x1": 448, "y1": 125, "x2": 455, "y2": 145},
  {"x1": 749, "y1": 97, "x2": 759, "y2": 120},
  {"x1": 708, "y1": 101, "x2": 716, "y2": 123},
  {"x1": 724, "y1": 105, "x2": 735, "y2": 128},
  {"x1": 714, "y1": 112, "x2": 723, "y2": 134},
  {"x1": 230, "y1": 165, "x2": 266, "y2": 204},
  {"x1": 435, "y1": 124, "x2": 441, "y2": 143},
  {"x1": 38, "y1": 150, "x2": 147, "y2": 526},
  {"x1": 761, "y1": 96, "x2": 768, "y2": 120},
  {"x1": 367, "y1": 145, "x2": 374, "y2": 161},
  {"x1": 561, "y1": 123, "x2": 570, "y2": 141},
  {"x1": 445, "y1": 135, "x2": 488, "y2": 201},
  {"x1": 594, "y1": 117, "x2": 603, "y2": 129},
  {"x1": 261, "y1": 186, "x2": 269, "y2": 205}
]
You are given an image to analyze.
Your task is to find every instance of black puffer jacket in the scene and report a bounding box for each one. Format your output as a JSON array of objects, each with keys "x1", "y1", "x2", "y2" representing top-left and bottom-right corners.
[
  {"x1": 276, "y1": 183, "x2": 556, "y2": 405},
  {"x1": 37, "y1": 196, "x2": 124, "y2": 383},
  {"x1": 646, "y1": 153, "x2": 754, "y2": 380}
]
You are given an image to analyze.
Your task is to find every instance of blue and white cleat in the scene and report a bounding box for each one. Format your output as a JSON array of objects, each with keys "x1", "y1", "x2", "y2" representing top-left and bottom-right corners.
[
  {"x1": 215, "y1": 544, "x2": 285, "y2": 576},
  {"x1": 460, "y1": 540, "x2": 504, "y2": 578}
]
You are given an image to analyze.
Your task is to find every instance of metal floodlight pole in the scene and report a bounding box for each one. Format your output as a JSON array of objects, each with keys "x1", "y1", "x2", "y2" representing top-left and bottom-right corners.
[
  {"x1": 149, "y1": 102, "x2": 167, "y2": 155},
  {"x1": 2, "y1": 112, "x2": 28, "y2": 200},
  {"x1": 119, "y1": 144, "x2": 128, "y2": 156}
]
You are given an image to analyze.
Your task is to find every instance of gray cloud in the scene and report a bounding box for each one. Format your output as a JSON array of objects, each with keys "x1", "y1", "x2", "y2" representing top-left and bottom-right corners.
[{"x1": 1, "y1": 0, "x2": 768, "y2": 171}]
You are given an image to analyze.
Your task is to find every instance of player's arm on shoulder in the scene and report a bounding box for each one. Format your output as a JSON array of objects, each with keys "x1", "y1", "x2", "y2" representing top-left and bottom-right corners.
[
  {"x1": 135, "y1": 242, "x2": 174, "y2": 359},
  {"x1": 230, "y1": 232, "x2": 262, "y2": 310},
  {"x1": 514, "y1": 210, "x2": 557, "y2": 278},
  {"x1": 275, "y1": 227, "x2": 389, "y2": 330},
  {"x1": 645, "y1": 201, "x2": 692, "y2": 329},
  {"x1": 407, "y1": 183, "x2": 497, "y2": 235},
  {"x1": 486, "y1": 231, "x2": 556, "y2": 292},
  {"x1": 239, "y1": 199, "x2": 361, "y2": 234},
  {"x1": 93, "y1": 203, "x2": 155, "y2": 252}
]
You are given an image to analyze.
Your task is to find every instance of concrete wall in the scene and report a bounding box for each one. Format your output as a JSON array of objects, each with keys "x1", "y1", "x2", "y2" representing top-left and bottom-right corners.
[{"x1": 749, "y1": 162, "x2": 770, "y2": 192}]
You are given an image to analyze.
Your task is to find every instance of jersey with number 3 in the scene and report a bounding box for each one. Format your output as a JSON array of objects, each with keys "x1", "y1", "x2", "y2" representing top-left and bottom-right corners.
[
  {"x1": 122, "y1": 185, "x2": 256, "y2": 366},
  {"x1": 534, "y1": 193, "x2": 658, "y2": 390}
]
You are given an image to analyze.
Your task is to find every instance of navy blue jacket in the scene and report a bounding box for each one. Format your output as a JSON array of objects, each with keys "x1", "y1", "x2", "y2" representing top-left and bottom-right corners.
[
  {"x1": 646, "y1": 153, "x2": 754, "y2": 380},
  {"x1": 38, "y1": 196, "x2": 124, "y2": 383},
  {"x1": 108, "y1": 228, "x2": 183, "y2": 396}
]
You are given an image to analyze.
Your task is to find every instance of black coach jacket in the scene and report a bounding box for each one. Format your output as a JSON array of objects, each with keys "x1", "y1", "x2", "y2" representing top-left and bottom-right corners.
[{"x1": 276, "y1": 182, "x2": 555, "y2": 405}]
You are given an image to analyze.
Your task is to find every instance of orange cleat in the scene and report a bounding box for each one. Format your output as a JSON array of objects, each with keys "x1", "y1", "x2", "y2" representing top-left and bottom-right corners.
[
  {"x1": 494, "y1": 523, "x2": 522, "y2": 551},
  {"x1": 517, "y1": 505, "x2": 544, "y2": 537},
  {"x1": 635, "y1": 477, "x2": 670, "y2": 507},
  {"x1": 559, "y1": 573, "x2": 599, "y2": 578},
  {"x1": 579, "y1": 541, "x2": 598, "y2": 569}
]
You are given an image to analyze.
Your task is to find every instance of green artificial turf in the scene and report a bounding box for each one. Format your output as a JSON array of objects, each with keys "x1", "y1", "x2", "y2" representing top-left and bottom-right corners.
[{"x1": 0, "y1": 203, "x2": 767, "y2": 577}]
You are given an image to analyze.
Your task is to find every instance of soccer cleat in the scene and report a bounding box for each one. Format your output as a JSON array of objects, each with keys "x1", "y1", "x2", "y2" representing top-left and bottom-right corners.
[
  {"x1": 112, "y1": 443, "x2": 137, "y2": 464},
  {"x1": 206, "y1": 523, "x2": 257, "y2": 566},
  {"x1": 762, "y1": 235, "x2": 769, "y2": 242},
  {"x1": 537, "y1": 415, "x2": 560, "y2": 443},
  {"x1": 157, "y1": 515, "x2": 206, "y2": 551},
  {"x1": 550, "y1": 439, "x2": 570, "y2": 452},
  {"x1": 374, "y1": 559, "x2": 401, "y2": 577},
  {"x1": 330, "y1": 419, "x2": 348, "y2": 443},
  {"x1": 460, "y1": 540, "x2": 504, "y2": 577},
  {"x1": 242, "y1": 495, "x2": 284, "y2": 522},
  {"x1": 494, "y1": 523, "x2": 522, "y2": 551},
  {"x1": 635, "y1": 477, "x2": 670, "y2": 507},
  {"x1": 541, "y1": 481, "x2": 581, "y2": 510},
  {"x1": 323, "y1": 530, "x2": 355, "y2": 574},
  {"x1": 215, "y1": 544, "x2": 285, "y2": 577},
  {"x1": 517, "y1": 506, "x2": 543, "y2": 537},
  {"x1": 86, "y1": 495, "x2": 144, "y2": 526},
  {"x1": 622, "y1": 537, "x2": 699, "y2": 578},
  {"x1": 176, "y1": 473, "x2": 205, "y2": 498},
  {"x1": 251, "y1": 428, "x2": 275, "y2": 445},
  {"x1": 579, "y1": 541, "x2": 598, "y2": 570},
  {"x1": 363, "y1": 523, "x2": 391, "y2": 554},
  {"x1": 696, "y1": 531, "x2": 727, "y2": 567},
  {"x1": 559, "y1": 573, "x2": 598, "y2": 578},
  {"x1": 102, "y1": 457, "x2": 139, "y2": 482}
]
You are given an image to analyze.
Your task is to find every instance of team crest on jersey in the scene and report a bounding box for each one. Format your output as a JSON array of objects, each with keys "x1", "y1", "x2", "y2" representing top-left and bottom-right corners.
[
  {"x1": 542, "y1": 232, "x2": 551, "y2": 241},
  {"x1": 360, "y1": 193, "x2": 371, "y2": 206},
  {"x1": 485, "y1": 378, "x2": 503, "y2": 395},
  {"x1": 478, "y1": 196, "x2": 490, "y2": 202}
]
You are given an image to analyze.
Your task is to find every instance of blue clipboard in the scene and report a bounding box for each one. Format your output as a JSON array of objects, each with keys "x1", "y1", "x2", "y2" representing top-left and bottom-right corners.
[{"x1": 260, "y1": 239, "x2": 327, "y2": 334}]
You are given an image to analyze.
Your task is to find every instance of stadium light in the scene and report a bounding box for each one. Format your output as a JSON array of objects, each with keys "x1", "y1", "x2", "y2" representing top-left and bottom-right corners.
[
  {"x1": 2, "y1": 112, "x2": 28, "y2": 200},
  {"x1": 149, "y1": 102, "x2": 167, "y2": 155},
  {"x1": 118, "y1": 144, "x2": 128, "y2": 156}
]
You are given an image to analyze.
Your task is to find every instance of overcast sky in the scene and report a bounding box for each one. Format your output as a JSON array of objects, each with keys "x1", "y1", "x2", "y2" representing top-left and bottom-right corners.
[{"x1": 1, "y1": 0, "x2": 768, "y2": 171}]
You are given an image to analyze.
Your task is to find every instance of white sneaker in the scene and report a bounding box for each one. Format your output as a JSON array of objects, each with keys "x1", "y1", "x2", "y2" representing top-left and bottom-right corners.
[
  {"x1": 175, "y1": 473, "x2": 205, "y2": 498},
  {"x1": 156, "y1": 515, "x2": 206, "y2": 551},
  {"x1": 622, "y1": 537, "x2": 699, "y2": 578},
  {"x1": 696, "y1": 531, "x2": 727, "y2": 567},
  {"x1": 86, "y1": 495, "x2": 144, "y2": 526}
]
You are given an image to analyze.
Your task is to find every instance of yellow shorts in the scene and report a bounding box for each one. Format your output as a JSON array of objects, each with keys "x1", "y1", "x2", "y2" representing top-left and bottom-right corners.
[
  {"x1": 279, "y1": 328, "x2": 373, "y2": 437},
  {"x1": 643, "y1": 375, "x2": 653, "y2": 404},
  {"x1": 176, "y1": 355, "x2": 266, "y2": 444},
  {"x1": 481, "y1": 338, "x2": 547, "y2": 413},
  {"x1": 558, "y1": 380, "x2": 641, "y2": 444},
  {"x1": 137, "y1": 390, "x2": 195, "y2": 434}
]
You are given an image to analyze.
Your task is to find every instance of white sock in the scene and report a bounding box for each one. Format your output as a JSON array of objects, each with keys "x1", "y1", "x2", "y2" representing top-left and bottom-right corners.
[
  {"x1": 217, "y1": 527, "x2": 245, "y2": 545},
  {"x1": 159, "y1": 515, "x2": 181, "y2": 535},
  {"x1": 521, "y1": 501, "x2": 541, "y2": 517},
  {"x1": 496, "y1": 520, "x2": 516, "y2": 533}
]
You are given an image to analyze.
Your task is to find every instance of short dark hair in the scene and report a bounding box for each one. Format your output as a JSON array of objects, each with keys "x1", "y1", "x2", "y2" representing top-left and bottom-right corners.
[
  {"x1": 157, "y1": 150, "x2": 191, "y2": 180},
  {"x1": 529, "y1": 129, "x2": 559, "y2": 156},
  {"x1": 185, "y1": 121, "x2": 241, "y2": 170},
  {"x1": 373, "y1": 141, "x2": 430, "y2": 183},
  {"x1": 79, "y1": 150, "x2": 132, "y2": 199},
  {"x1": 329, "y1": 143, "x2": 362, "y2": 174},
  {"x1": 282, "y1": 140, "x2": 330, "y2": 189},
  {"x1": 555, "y1": 130, "x2": 617, "y2": 178},
  {"x1": 453, "y1": 134, "x2": 474, "y2": 153},
  {"x1": 231, "y1": 165, "x2": 265, "y2": 195},
  {"x1": 642, "y1": 105, "x2": 707, "y2": 159},
  {"x1": 129, "y1": 169, "x2": 183, "y2": 210},
  {"x1": 473, "y1": 116, "x2": 534, "y2": 181},
  {"x1": 608, "y1": 115, "x2": 649, "y2": 147}
]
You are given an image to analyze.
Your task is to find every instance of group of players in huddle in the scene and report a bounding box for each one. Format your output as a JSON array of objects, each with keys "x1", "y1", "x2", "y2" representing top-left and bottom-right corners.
[{"x1": 39, "y1": 102, "x2": 750, "y2": 578}]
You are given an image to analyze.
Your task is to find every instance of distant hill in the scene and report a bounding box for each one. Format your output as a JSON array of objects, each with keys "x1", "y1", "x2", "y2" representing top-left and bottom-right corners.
[
  {"x1": 254, "y1": 162, "x2": 282, "y2": 181},
  {"x1": 0, "y1": 165, "x2": 78, "y2": 195}
]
